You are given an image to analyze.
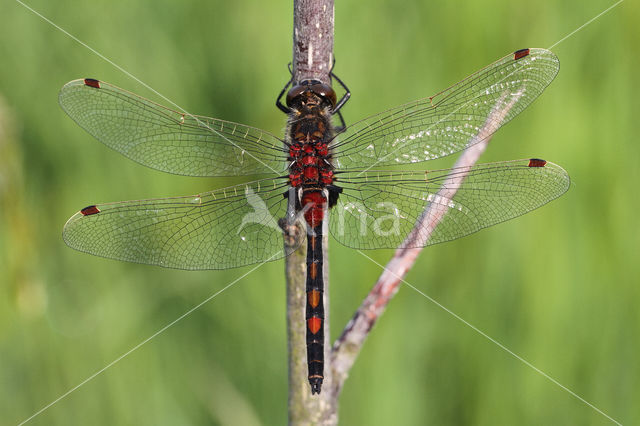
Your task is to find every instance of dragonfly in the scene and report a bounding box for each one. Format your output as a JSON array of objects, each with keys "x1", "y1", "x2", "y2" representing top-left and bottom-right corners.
[{"x1": 60, "y1": 48, "x2": 570, "y2": 394}]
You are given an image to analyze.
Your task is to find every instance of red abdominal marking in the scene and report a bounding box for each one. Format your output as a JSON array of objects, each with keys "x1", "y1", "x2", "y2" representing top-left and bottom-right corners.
[
  {"x1": 301, "y1": 191, "x2": 326, "y2": 227},
  {"x1": 307, "y1": 317, "x2": 322, "y2": 334},
  {"x1": 308, "y1": 289, "x2": 321, "y2": 308},
  {"x1": 308, "y1": 258, "x2": 318, "y2": 279},
  {"x1": 80, "y1": 205, "x2": 100, "y2": 216},
  {"x1": 83, "y1": 78, "x2": 101, "y2": 89},
  {"x1": 528, "y1": 158, "x2": 547, "y2": 168}
]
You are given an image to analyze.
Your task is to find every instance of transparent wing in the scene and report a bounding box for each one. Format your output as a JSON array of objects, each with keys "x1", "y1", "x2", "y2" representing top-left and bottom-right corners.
[
  {"x1": 63, "y1": 178, "x2": 295, "y2": 270},
  {"x1": 329, "y1": 159, "x2": 569, "y2": 249},
  {"x1": 59, "y1": 79, "x2": 287, "y2": 177},
  {"x1": 331, "y1": 48, "x2": 559, "y2": 169}
]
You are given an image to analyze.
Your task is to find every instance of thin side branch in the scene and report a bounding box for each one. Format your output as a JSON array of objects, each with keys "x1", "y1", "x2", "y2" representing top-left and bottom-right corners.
[{"x1": 329, "y1": 92, "x2": 522, "y2": 396}]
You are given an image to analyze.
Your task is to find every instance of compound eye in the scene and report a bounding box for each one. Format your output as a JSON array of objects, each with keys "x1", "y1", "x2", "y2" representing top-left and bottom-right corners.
[
  {"x1": 310, "y1": 82, "x2": 337, "y2": 107},
  {"x1": 286, "y1": 80, "x2": 337, "y2": 108},
  {"x1": 286, "y1": 84, "x2": 307, "y2": 107}
]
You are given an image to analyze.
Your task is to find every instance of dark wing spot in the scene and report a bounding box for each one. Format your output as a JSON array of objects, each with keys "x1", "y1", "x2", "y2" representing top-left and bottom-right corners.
[
  {"x1": 528, "y1": 158, "x2": 547, "y2": 168},
  {"x1": 80, "y1": 205, "x2": 101, "y2": 215},
  {"x1": 83, "y1": 78, "x2": 101, "y2": 89},
  {"x1": 514, "y1": 48, "x2": 531, "y2": 60}
]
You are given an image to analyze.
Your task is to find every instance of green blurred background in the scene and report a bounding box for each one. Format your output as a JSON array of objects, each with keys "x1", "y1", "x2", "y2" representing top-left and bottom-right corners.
[{"x1": 1, "y1": 0, "x2": 637, "y2": 424}]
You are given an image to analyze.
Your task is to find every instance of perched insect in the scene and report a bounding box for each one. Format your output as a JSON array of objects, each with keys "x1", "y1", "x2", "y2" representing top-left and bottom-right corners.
[{"x1": 60, "y1": 48, "x2": 569, "y2": 394}]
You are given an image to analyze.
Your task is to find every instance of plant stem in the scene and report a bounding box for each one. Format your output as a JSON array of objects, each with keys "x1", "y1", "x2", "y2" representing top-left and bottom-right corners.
[{"x1": 285, "y1": 1, "x2": 337, "y2": 424}]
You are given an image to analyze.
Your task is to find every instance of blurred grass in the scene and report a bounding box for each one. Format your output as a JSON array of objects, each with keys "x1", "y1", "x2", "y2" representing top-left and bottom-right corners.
[{"x1": 1, "y1": 0, "x2": 638, "y2": 425}]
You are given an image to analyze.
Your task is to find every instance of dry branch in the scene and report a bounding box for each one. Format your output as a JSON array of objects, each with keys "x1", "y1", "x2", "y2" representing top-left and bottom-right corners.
[{"x1": 285, "y1": 1, "x2": 336, "y2": 424}]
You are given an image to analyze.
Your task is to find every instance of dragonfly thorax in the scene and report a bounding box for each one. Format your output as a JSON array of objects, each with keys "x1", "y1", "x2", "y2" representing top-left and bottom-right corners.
[
  {"x1": 287, "y1": 105, "x2": 335, "y2": 188},
  {"x1": 286, "y1": 78, "x2": 336, "y2": 190}
]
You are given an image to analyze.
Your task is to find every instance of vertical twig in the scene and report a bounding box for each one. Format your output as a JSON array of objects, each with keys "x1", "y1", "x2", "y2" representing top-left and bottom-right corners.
[
  {"x1": 292, "y1": 0, "x2": 335, "y2": 84},
  {"x1": 285, "y1": 0, "x2": 337, "y2": 424}
]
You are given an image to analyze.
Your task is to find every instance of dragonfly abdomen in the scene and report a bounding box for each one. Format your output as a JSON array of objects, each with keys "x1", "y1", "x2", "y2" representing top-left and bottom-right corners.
[
  {"x1": 286, "y1": 80, "x2": 338, "y2": 394},
  {"x1": 303, "y1": 190, "x2": 326, "y2": 394}
]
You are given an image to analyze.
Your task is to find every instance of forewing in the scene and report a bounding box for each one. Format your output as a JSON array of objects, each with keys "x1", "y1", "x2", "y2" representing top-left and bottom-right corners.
[
  {"x1": 332, "y1": 49, "x2": 559, "y2": 169},
  {"x1": 63, "y1": 178, "x2": 294, "y2": 270},
  {"x1": 330, "y1": 160, "x2": 569, "y2": 249},
  {"x1": 59, "y1": 79, "x2": 286, "y2": 177}
]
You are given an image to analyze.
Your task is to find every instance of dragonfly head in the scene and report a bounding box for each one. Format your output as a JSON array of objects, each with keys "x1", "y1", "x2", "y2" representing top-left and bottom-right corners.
[{"x1": 286, "y1": 79, "x2": 337, "y2": 111}]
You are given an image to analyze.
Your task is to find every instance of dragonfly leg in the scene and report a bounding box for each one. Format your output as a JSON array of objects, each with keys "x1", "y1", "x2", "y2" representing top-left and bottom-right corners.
[
  {"x1": 276, "y1": 65, "x2": 294, "y2": 114},
  {"x1": 333, "y1": 109, "x2": 347, "y2": 134},
  {"x1": 329, "y1": 68, "x2": 350, "y2": 133},
  {"x1": 330, "y1": 70, "x2": 351, "y2": 115}
]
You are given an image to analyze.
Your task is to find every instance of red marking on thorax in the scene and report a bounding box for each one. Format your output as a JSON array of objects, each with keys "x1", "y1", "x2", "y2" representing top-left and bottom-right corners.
[
  {"x1": 303, "y1": 167, "x2": 319, "y2": 180},
  {"x1": 287, "y1": 110, "x2": 335, "y2": 188},
  {"x1": 288, "y1": 145, "x2": 334, "y2": 186},
  {"x1": 290, "y1": 174, "x2": 302, "y2": 187},
  {"x1": 320, "y1": 170, "x2": 334, "y2": 185},
  {"x1": 289, "y1": 145, "x2": 301, "y2": 155},
  {"x1": 302, "y1": 156, "x2": 318, "y2": 166}
]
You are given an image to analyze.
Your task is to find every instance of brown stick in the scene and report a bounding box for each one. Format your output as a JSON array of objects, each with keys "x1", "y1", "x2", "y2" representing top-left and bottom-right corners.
[
  {"x1": 292, "y1": 0, "x2": 335, "y2": 84},
  {"x1": 285, "y1": 0, "x2": 337, "y2": 424}
]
